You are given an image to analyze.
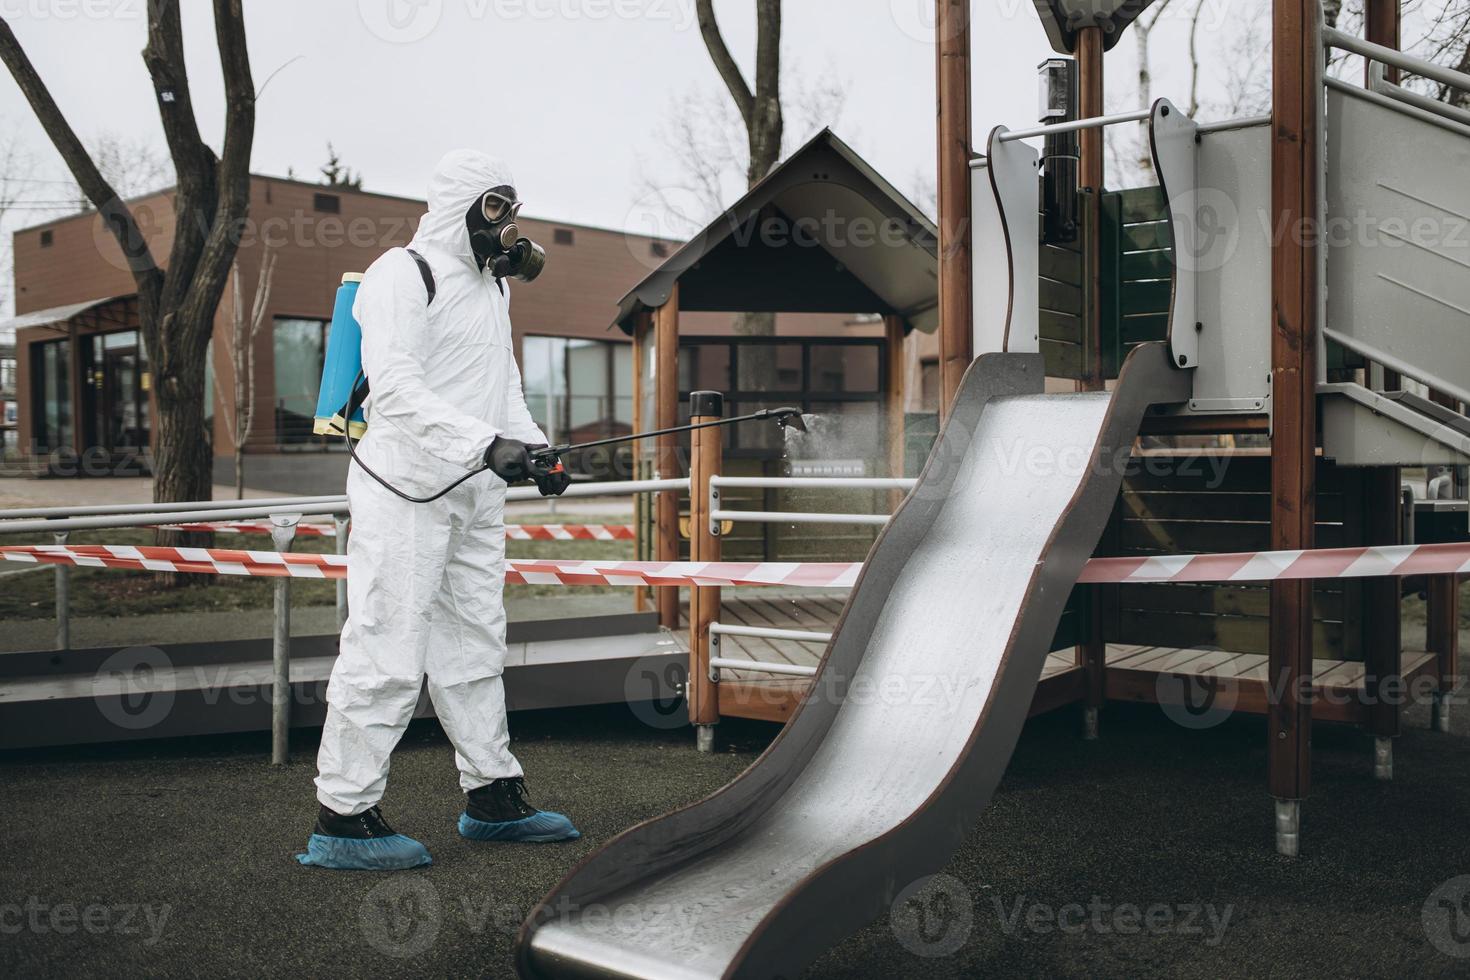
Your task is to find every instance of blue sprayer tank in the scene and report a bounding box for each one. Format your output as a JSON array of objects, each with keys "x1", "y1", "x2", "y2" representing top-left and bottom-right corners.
[{"x1": 313, "y1": 272, "x2": 367, "y2": 437}]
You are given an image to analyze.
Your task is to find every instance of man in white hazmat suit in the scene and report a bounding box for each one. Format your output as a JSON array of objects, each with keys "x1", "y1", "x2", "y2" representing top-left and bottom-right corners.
[{"x1": 298, "y1": 150, "x2": 579, "y2": 872}]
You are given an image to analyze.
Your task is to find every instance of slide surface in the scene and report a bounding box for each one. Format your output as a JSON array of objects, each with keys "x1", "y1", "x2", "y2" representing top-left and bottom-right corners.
[{"x1": 517, "y1": 344, "x2": 1188, "y2": 980}]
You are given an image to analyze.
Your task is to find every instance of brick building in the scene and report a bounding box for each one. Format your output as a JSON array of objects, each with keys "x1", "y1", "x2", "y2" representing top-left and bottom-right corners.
[{"x1": 6, "y1": 175, "x2": 906, "y2": 493}]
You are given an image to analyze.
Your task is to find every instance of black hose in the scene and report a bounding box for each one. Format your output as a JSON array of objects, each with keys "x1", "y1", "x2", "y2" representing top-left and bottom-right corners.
[{"x1": 339, "y1": 375, "x2": 491, "y2": 504}]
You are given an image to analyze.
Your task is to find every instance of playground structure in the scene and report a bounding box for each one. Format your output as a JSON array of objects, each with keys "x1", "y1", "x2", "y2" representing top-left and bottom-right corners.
[
  {"x1": 515, "y1": 1, "x2": 1470, "y2": 977},
  {"x1": 0, "y1": 2, "x2": 1465, "y2": 975}
]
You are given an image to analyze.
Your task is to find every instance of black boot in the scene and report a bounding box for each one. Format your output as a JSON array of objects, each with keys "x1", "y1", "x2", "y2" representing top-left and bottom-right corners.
[
  {"x1": 459, "y1": 777, "x2": 580, "y2": 842},
  {"x1": 297, "y1": 804, "x2": 432, "y2": 870}
]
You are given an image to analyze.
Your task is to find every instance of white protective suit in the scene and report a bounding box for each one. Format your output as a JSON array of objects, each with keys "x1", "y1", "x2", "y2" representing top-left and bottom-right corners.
[{"x1": 314, "y1": 150, "x2": 548, "y2": 816}]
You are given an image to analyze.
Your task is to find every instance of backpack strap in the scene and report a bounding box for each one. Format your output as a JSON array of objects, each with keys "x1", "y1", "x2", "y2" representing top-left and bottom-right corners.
[{"x1": 404, "y1": 247, "x2": 436, "y2": 305}]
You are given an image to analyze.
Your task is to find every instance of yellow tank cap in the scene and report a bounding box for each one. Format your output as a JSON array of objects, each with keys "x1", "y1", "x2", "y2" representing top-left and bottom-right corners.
[{"x1": 341, "y1": 272, "x2": 365, "y2": 284}]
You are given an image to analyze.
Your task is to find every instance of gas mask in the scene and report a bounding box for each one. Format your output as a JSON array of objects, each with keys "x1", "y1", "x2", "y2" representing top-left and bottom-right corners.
[{"x1": 466, "y1": 185, "x2": 547, "y2": 282}]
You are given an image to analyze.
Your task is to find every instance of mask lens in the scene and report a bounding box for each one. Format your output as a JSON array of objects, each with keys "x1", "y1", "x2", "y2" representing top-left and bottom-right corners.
[{"x1": 482, "y1": 191, "x2": 513, "y2": 223}]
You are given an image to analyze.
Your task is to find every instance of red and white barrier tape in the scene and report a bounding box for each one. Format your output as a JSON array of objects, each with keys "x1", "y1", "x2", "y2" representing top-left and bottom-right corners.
[
  {"x1": 2, "y1": 540, "x2": 1466, "y2": 587},
  {"x1": 504, "y1": 524, "x2": 636, "y2": 541},
  {"x1": 157, "y1": 521, "x2": 636, "y2": 541},
  {"x1": 1076, "y1": 541, "x2": 1470, "y2": 584},
  {"x1": 0, "y1": 545, "x2": 857, "y2": 588},
  {"x1": 162, "y1": 521, "x2": 336, "y2": 536}
]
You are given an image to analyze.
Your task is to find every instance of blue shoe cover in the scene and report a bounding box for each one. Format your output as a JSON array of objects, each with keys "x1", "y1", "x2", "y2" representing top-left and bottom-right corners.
[
  {"x1": 458, "y1": 809, "x2": 581, "y2": 842},
  {"x1": 296, "y1": 833, "x2": 432, "y2": 870}
]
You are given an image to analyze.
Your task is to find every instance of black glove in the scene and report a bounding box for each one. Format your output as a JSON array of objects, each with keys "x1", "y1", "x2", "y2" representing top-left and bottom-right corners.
[
  {"x1": 484, "y1": 436, "x2": 535, "y2": 482},
  {"x1": 531, "y1": 453, "x2": 572, "y2": 497}
]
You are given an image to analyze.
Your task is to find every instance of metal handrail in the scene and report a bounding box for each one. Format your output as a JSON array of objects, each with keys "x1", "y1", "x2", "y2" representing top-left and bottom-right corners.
[
  {"x1": 708, "y1": 657, "x2": 817, "y2": 678},
  {"x1": 1324, "y1": 26, "x2": 1470, "y2": 96},
  {"x1": 711, "y1": 476, "x2": 916, "y2": 491},
  {"x1": 710, "y1": 509, "x2": 891, "y2": 527},
  {"x1": 0, "y1": 476, "x2": 691, "y2": 535},
  {"x1": 1321, "y1": 327, "x2": 1470, "y2": 407},
  {"x1": 710, "y1": 623, "x2": 833, "y2": 644},
  {"x1": 998, "y1": 108, "x2": 1151, "y2": 143},
  {"x1": 1368, "y1": 63, "x2": 1470, "y2": 128},
  {"x1": 0, "y1": 495, "x2": 348, "y2": 520},
  {"x1": 1325, "y1": 75, "x2": 1470, "y2": 140}
]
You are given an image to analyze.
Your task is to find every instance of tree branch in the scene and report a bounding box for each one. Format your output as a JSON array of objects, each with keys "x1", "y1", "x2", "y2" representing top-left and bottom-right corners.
[
  {"x1": 0, "y1": 17, "x2": 161, "y2": 285},
  {"x1": 695, "y1": 0, "x2": 754, "y2": 127}
]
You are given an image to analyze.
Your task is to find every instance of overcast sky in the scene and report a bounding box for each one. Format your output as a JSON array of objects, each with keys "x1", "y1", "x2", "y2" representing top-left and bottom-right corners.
[
  {"x1": 0, "y1": 1, "x2": 1269, "y2": 218},
  {"x1": 0, "y1": 0, "x2": 1444, "y2": 319}
]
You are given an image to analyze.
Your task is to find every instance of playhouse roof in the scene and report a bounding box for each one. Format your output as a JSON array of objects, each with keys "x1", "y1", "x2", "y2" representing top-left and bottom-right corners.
[
  {"x1": 1031, "y1": 0, "x2": 1159, "y2": 54},
  {"x1": 611, "y1": 129, "x2": 938, "y2": 335}
]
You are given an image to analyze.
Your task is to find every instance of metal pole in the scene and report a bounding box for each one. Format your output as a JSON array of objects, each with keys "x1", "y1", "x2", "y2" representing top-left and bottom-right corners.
[
  {"x1": 270, "y1": 513, "x2": 300, "y2": 764},
  {"x1": 53, "y1": 529, "x2": 69, "y2": 651},
  {"x1": 334, "y1": 514, "x2": 350, "y2": 632}
]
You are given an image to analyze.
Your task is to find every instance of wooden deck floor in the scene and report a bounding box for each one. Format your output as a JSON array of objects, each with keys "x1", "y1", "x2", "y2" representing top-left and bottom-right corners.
[{"x1": 677, "y1": 596, "x2": 1442, "y2": 725}]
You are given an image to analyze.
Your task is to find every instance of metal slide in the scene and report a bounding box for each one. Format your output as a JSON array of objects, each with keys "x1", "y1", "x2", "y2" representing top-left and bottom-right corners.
[{"x1": 516, "y1": 344, "x2": 1189, "y2": 980}]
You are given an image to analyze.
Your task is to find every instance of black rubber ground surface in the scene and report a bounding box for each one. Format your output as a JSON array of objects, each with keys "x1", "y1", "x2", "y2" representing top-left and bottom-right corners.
[{"x1": 3, "y1": 698, "x2": 1469, "y2": 979}]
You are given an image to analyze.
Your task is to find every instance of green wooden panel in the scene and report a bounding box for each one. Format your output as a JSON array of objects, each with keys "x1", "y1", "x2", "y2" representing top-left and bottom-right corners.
[
  {"x1": 1040, "y1": 308, "x2": 1082, "y2": 343},
  {"x1": 1040, "y1": 276, "x2": 1083, "y2": 316},
  {"x1": 1117, "y1": 609, "x2": 1343, "y2": 658},
  {"x1": 1122, "y1": 220, "x2": 1171, "y2": 251},
  {"x1": 1121, "y1": 249, "x2": 1174, "y2": 281},
  {"x1": 1120, "y1": 314, "x2": 1169, "y2": 344},
  {"x1": 1121, "y1": 280, "x2": 1172, "y2": 316},
  {"x1": 1115, "y1": 185, "x2": 1169, "y2": 223},
  {"x1": 1040, "y1": 243, "x2": 1083, "y2": 284},
  {"x1": 1041, "y1": 338, "x2": 1083, "y2": 379}
]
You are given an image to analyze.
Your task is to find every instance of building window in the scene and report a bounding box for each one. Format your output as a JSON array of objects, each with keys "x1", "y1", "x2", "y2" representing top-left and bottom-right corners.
[
  {"x1": 313, "y1": 192, "x2": 340, "y2": 214},
  {"x1": 39, "y1": 230, "x2": 53, "y2": 248},
  {"x1": 273, "y1": 317, "x2": 329, "y2": 445},
  {"x1": 521, "y1": 337, "x2": 632, "y2": 451},
  {"x1": 30, "y1": 339, "x2": 72, "y2": 452},
  {"x1": 553, "y1": 228, "x2": 574, "y2": 245},
  {"x1": 676, "y1": 337, "x2": 887, "y2": 454}
]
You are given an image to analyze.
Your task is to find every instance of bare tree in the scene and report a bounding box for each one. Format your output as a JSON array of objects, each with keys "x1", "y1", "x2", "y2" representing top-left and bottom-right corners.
[
  {"x1": 0, "y1": 127, "x2": 34, "y2": 317},
  {"x1": 0, "y1": 3, "x2": 255, "y2": 516},
  {"x1": 218, "y1": 247, "x2": 276, "y2": 499},
  {"x1": 72, "y1": 132, "x2": 175, "y2": 210},
  {"x1": 696, "y1": 0, "x2": 784, "y2": 188}
]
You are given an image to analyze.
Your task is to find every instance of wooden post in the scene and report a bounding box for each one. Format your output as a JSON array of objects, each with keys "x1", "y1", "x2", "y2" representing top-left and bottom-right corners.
[
  {"x1": 688, "y1": 390, "x2": 723, "y2": 752},
  {"x1": 1076, "y1": 26, "x2": 1105, "y2": 392},
  {"x1": 1075, "y1": 25, "x2": 1108, "y2": 739},
  {"x1": 653, "y1": 286, "x2": 680, "y2": 630},
  {"x1": 1362, "y1": 0, "x2": 1404, "y2": 759},
  {"x1": 631, "y1": 310, "x2": 650, "y2": 614},
  {"x1": 884, "y1": 314, "x2": 907, "y2": 509},
  {"x1": 935, "y1": 0, "x2": 972, "y2": 419},
  {"x1": 1268, "y1": 0, "x2": 1321, "y2": 856},
  {"x1": 1427, "y1": 395, "x2": 1461, "y2": 730}
]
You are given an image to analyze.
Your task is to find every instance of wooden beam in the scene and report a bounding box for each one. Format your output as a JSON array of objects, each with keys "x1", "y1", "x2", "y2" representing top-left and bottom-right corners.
[
  {"x1": 1268, "y1": 0, "x2": 1321, "y2": 813},
  {"x1": 687, "y1": 391, "x2": 723, "y2": 742},
  {"x1": 935, "y1": 0, "x2": 972, "y2": 418},
  {"x1": 653, "y1": 286, "x2": 680, "y2": 630},
  {"x1": 1364, "y1": 0, "x2": 1401, "y2": 84},
  {"x1": 884, "y1": 314, "x2": 907, "y2": 509},
  {"x1": 631, "y1": 311, "x2": 650, "y2": 614},
  {"x1": 1077, "y1": 26, "x2": 1105, "y2": 392}
]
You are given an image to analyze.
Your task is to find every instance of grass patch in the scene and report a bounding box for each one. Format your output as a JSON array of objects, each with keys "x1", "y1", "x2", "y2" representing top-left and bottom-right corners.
[{"x1": 0, "y1": 513, "x2": 635, "y2": 621}]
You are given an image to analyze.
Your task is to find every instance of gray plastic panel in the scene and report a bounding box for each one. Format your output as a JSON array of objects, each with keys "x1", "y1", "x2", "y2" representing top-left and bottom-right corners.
[
  {"x1": 1326, "y1": 86, "x2": 1470, "y2": 403},
  {"x1": 515, "y1": 345, "x2": 1188, "y2": 980}
]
